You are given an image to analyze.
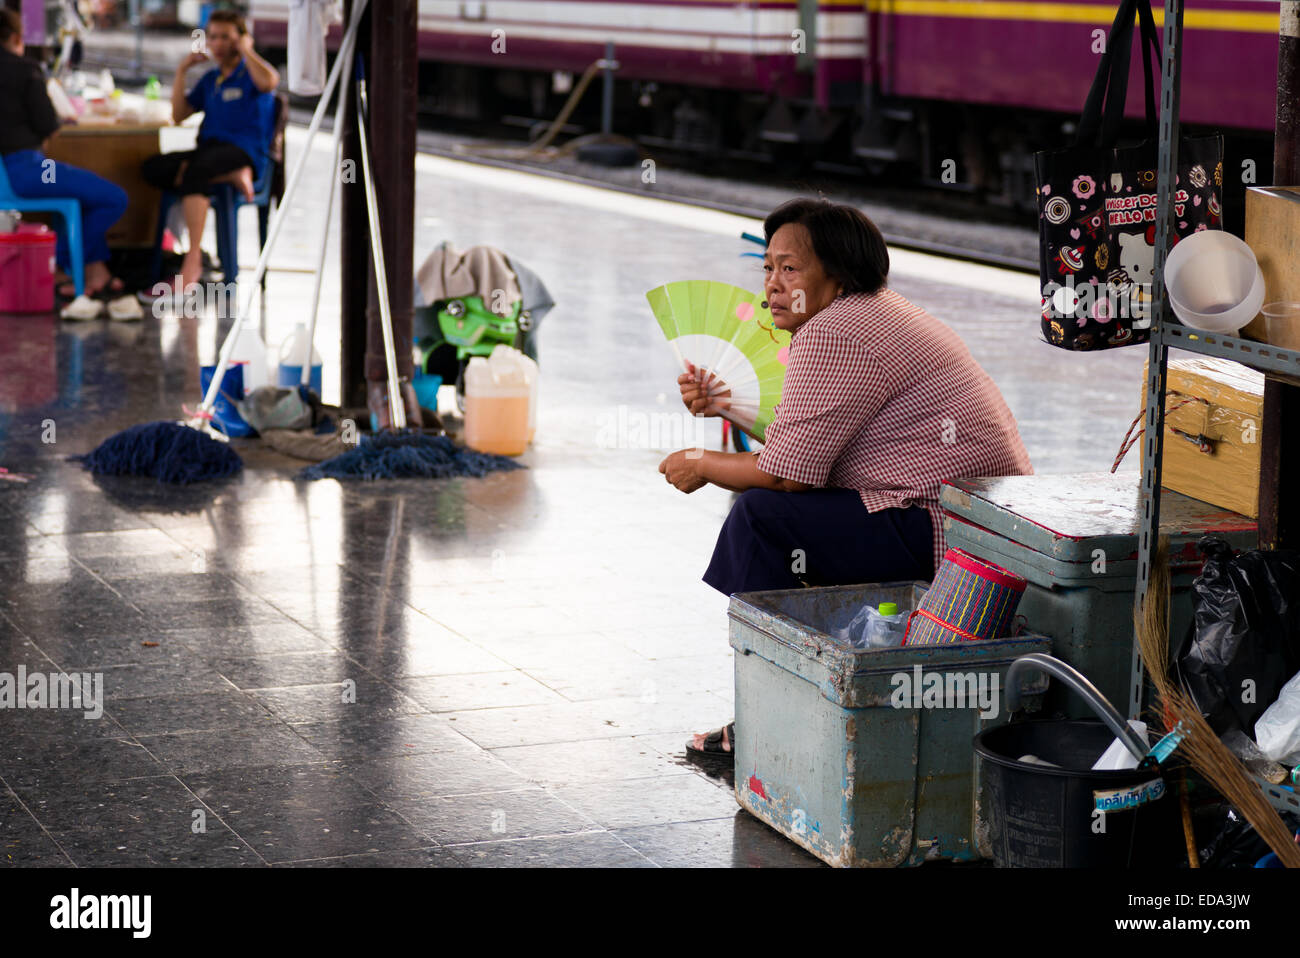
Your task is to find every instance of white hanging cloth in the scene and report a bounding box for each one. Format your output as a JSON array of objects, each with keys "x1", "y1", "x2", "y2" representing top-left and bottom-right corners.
[{"x1": 287, "y1": 0, "x2": 340, "y2": 97}]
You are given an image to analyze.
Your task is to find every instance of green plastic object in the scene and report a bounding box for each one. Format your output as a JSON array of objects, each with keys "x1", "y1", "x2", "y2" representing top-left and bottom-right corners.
[
  {"x1": 878, "y1": 602, "x2": 899, "y2": 616},
  {"x1": 436, "y1": 296, "x2": 521, "y2": 358}
]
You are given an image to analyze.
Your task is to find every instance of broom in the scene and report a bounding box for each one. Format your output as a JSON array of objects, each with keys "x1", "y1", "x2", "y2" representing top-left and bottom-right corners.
[
  {"x1": 72, "y1": 0, "x2": 372, "y2": 484},
  {"x1": 1136, "y1": 536, "x2": 1300, "y2": 867}
]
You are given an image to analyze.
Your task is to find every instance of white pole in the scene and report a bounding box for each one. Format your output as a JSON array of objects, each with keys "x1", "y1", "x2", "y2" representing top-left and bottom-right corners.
[
  {"x1": 300, "y1": 41, "x2": 354, "y2": 386},
  {"x1": 194, "y1": 0, "x2": 368, "y2": 423},
  {"x1": 354, "y1": 74, "x2": 405, "y2": 429}
]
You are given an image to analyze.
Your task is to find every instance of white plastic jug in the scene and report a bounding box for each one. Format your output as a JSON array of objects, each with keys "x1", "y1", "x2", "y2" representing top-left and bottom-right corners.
[
  {"x1": 518, "y1": 351, "x2": 539, "y2": 443},
  {"x1": 229, "y1": 322, "x2": 269, "y2": 396},
  {"x1": 464, "y1": 346, "x2": 532, "y2": 456},
  {"x1": 277, "y1": 322, "x2": 323, "y2": 394}
]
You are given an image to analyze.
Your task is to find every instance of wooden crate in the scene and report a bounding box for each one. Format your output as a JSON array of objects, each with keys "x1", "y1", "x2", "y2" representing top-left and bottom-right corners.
[
  {"x1": 1140, "y1": 356, "x2": 1265, "y2": 517},
  {"x1": 1243, "y1": 186, "x2": 1300, "y2": 349}
]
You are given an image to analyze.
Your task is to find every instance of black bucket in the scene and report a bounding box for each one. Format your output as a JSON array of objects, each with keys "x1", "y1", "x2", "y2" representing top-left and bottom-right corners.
[{"x1": 974, "y1": 719, "x2": 1186, "y2": 867}]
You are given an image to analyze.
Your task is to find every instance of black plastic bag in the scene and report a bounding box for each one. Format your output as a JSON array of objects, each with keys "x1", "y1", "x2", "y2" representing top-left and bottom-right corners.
[
  {"x1": 1199, "y1": 805, "x2": 1300, "y2": 868},
  {"x1": 1176, "y1": 536, "x2": 1300, "y2": 736}
]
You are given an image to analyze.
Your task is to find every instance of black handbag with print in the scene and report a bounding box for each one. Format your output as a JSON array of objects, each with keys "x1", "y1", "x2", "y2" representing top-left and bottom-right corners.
[{"x1": 1035, "y1": 0, "x2": 1223, "y2": 350}]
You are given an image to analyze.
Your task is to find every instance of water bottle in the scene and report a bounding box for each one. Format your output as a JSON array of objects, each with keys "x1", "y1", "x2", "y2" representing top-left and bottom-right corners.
[
  {"x1": 276, "y1": 322, "x2": 323, "y2": 395},
  {"x1": 144, "y1": 75, "x2": 161, "y2": 100},
  {"x1": 862, "y1": 602, "x2": 907, "y2": 649}
]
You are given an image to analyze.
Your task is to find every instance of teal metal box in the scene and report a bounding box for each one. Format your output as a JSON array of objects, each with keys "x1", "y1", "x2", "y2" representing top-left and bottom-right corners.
[
  {"x1": 940, "y1": 472, "x2": 1258, "y2": 717},
  {"x1": 728, "y1": 581, "x2": 1052, "y2": 868}
]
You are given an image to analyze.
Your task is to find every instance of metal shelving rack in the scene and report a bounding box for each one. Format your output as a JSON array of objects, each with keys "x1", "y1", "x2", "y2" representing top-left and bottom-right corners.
[{"x1": 1131, "y1": 0, "x2": 1300, "y2": 814}]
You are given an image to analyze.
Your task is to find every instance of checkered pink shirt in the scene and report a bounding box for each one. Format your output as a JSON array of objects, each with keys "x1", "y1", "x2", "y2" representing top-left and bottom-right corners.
[{"x1": 755, "y1": 289, "x2": 1033, "y2": 571}]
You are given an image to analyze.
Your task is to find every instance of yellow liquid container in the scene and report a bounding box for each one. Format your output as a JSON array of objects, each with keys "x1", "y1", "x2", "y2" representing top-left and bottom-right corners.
[{"x1": 464, "y1": 347, "x2": 533, "y2": 456}]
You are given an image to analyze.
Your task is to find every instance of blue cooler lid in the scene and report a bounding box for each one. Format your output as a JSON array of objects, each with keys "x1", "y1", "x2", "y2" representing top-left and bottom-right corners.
[{"x1": 940, "y1": 472, "x2": 1258, "y2": 584}]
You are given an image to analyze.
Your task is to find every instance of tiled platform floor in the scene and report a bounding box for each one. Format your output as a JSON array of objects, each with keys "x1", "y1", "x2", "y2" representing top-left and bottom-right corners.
[{"x1": 0, "y1": 131, "x2": 1148, "y2": 866}]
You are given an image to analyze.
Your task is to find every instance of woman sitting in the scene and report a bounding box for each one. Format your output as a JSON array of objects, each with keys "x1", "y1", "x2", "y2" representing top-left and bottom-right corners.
[
  {"x1": 0, "y1": 9, "x2": 127, "y2": 300},
  {"x1": 658, "y1": 198, "x2": 1033, "y2": 762},
  {"x1": 140, "y1": 9, "x2": 278, "y2": 292}
]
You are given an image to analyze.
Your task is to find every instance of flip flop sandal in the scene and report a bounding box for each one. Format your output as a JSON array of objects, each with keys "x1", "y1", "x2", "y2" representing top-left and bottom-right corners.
[{"x1": 685, "y1": 722, "x2": 736, "y2": 764}]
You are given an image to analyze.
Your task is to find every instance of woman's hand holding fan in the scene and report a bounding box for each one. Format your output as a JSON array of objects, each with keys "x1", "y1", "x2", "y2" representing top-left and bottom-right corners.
[
  {"x1": 647, "y1": 280, "x2": 791, "y2": 443},
  {"x1": 678, "y1": 362, "x2": 731, "y2": 418}
]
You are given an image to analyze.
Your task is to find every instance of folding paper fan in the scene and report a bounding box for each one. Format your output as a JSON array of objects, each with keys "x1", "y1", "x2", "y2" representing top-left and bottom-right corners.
[{"x1": 646, "y1": 280, "x2": 791, "y2": 442}]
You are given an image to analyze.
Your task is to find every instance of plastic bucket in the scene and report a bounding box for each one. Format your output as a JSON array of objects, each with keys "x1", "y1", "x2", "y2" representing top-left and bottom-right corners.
[
  {"x1": 199, "y1": 364, "x2": 254, "y2": 438},
  {"x1": 0, "y1": 225, "x2": 56, "y2": 313},
  {"x1": 1164, "y1": 230, "x2": 1265, "y2": 334},
  {"x1": 412, "y1": 372, "x2": 442, "y2": 410},
  {"x1": 277, "y1": 363, "x2": 323, "y2": 396},
  {"x1": 974, "y1": 719, "x2": 1185, "y2": 867}
]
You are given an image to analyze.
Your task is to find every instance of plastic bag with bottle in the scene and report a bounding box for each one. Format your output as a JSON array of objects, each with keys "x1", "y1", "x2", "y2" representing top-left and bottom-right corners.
[{"x1": 832, "y1": 603, "x2": 908, "y2": 650}]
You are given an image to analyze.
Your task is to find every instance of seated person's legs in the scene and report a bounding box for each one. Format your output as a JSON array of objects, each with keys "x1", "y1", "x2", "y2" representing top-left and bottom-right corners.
[
  {"x1": 141, "y1": 142, "x2": 256, "y2": 288},
  {"x1": 703, "y1": 487, "x2": 934, "y2": 597},
  {"x1": 208, "y1": 165, "x2": 255, "y2": 204},
  {"x1": 4, "y1": 151, "x2": 128, "y2": 297}
]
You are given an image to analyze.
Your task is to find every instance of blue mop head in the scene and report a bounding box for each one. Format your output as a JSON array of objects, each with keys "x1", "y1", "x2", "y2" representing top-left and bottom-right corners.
[
  {"x1": 72, "y1": 421, "x2": 244, "y2": 485},
  {"x1": 298, "y1": 431, "x2": 525, "y2": 481}
]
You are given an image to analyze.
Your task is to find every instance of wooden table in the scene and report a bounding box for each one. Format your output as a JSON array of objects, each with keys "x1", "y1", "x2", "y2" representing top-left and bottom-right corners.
[{"x1": 44, "y1": 121, "x2": 168, "y2": 248}]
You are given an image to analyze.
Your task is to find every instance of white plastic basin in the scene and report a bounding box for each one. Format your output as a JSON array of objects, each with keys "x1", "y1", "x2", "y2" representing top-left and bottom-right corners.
[{"x1": 1163, "y1": 230, "x2": 1265, "y2": 334}]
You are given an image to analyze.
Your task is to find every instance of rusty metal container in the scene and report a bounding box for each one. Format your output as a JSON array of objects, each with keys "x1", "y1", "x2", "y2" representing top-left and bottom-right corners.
[{"x1": 728, "y1": 581, "x2": 1052, "y2": 868}]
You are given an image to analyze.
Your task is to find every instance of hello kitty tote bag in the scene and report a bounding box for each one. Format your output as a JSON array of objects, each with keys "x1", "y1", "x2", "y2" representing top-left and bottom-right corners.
[{"x1": 1035, "y1": 0, "x2": 1223, "y2": 351}]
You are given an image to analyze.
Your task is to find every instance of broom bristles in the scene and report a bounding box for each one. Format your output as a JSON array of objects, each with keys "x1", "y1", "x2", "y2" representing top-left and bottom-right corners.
[
  {"x1": 1166, "y1": 686, "x2": 1300, "y2": 867},
  {"x1": 1136, "y1": 536, "x2": 1300, "y2": 867}
]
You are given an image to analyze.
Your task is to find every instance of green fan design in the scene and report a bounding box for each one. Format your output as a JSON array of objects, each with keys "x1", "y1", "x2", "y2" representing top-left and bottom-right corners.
[{"x1": 646, "y1": 280, "x2": 792, "y2": 442}]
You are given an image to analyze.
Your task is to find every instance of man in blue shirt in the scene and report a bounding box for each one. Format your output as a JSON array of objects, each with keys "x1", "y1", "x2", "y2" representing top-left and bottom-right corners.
[{"x1": 140, "y1": 9, "x2": 279, "y2": 292}]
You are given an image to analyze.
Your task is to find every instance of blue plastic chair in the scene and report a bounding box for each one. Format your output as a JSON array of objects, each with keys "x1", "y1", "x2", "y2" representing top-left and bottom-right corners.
[
  {"x1": 149, "y1": 94, "x2": 283, "y2": 286},
  {"x1": 0, "y1": 158, "x2": 85, "y2": 297},
  {"x1": 149, "y1": 159, "x2": 273, "y2": 287}
]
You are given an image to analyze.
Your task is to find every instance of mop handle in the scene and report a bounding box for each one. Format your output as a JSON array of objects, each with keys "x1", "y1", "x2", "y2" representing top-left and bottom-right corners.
[
  {"x1": 198, "y1": 0, "x2": 369, "y2": 417},
  {"x1": 301, "y1": 33, "x2": 355, "y2": 386},
  {"x1": 354, "y1": 64, "x2": 405, "y2": 429}
]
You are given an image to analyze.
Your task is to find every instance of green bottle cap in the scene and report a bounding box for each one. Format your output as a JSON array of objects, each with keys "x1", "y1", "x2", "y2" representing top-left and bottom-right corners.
[{"x1": 879, "y1": 602, "x2": 899, "y2": 616}]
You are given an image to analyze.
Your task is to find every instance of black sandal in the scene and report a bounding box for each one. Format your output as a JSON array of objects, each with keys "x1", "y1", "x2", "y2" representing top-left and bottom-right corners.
[{"x1": 685, "y1": 722, "x2": 735, "y2": 764}]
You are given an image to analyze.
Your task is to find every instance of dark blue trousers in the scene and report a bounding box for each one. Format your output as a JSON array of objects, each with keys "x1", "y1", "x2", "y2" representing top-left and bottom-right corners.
[
  {"x1": 703, "y1": 487, "x2": 935, "y2": 596},
  {"x1": 3, "y1": 150, "x2": 127, "y2": 269}
]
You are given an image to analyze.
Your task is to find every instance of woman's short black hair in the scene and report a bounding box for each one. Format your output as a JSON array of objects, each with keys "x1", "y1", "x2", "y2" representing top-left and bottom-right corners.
[
  {"x1": 0, "y1": 8, "x2": 23, "y2": 44},
  {"x1": 763, "y1": 198, "x2": 889, "y2": 296}
]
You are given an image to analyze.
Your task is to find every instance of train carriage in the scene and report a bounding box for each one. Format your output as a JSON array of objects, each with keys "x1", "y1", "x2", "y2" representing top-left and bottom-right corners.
[{"x1": 250, "y1": 0, "x2": 1280, "y2": 202}]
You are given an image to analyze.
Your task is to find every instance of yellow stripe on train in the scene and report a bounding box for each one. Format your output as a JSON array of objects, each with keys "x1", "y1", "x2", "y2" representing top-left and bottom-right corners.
[{"x1": 807, "y1": 0, "x2": 1280, "y2": 33}]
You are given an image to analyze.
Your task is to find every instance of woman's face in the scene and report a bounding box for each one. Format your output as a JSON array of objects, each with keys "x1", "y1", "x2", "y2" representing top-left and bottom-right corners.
[{"x1": 763, "y1": 223, "x2": 842, "y2": 332}]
